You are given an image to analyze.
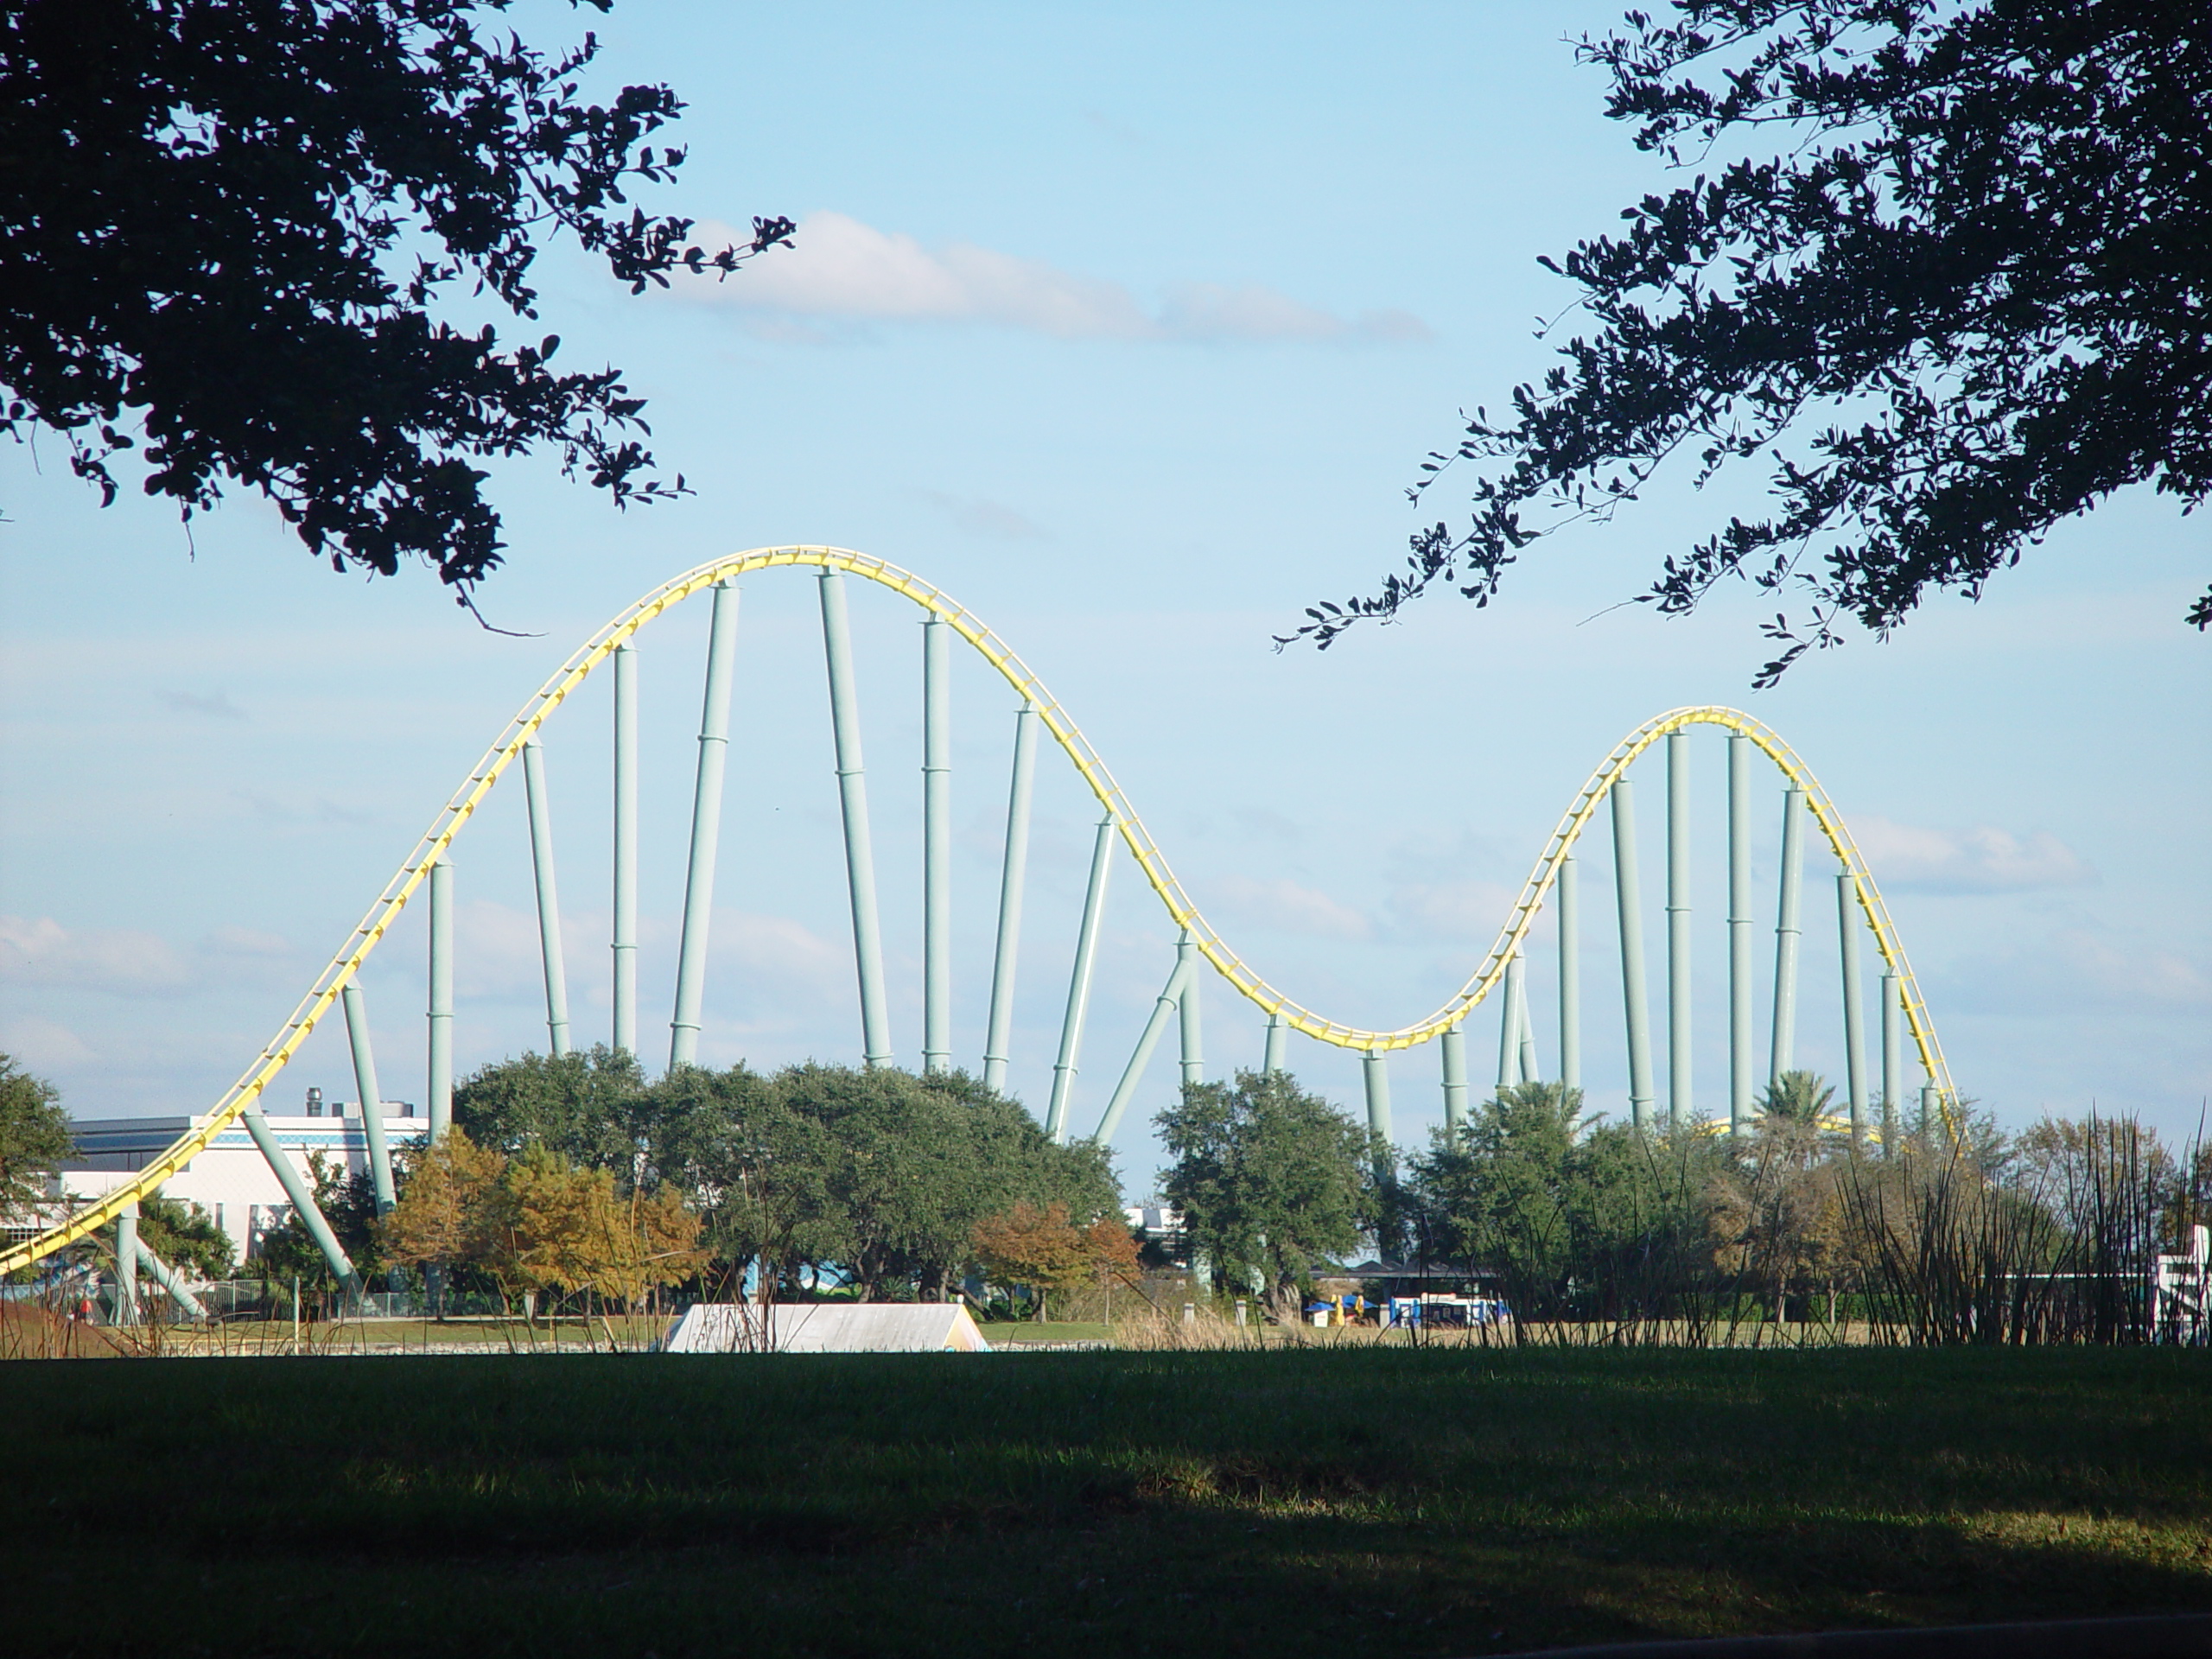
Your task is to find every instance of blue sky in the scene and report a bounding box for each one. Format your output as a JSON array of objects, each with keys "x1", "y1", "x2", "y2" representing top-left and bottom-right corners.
[{"x1": 2, "y1": 2, "x2": 2205, "y2": 1189}]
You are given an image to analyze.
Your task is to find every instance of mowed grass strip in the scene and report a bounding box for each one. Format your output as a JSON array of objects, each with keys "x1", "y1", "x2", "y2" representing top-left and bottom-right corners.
[{"x1": 2, "y1": 1347, "x2": 2208, "y2": 1656}]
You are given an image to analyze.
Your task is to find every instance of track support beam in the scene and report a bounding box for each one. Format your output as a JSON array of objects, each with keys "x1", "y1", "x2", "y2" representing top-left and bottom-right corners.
[
  {"x1": 612, "y1": 640, "x2": 638, "y2": 1056},
  {"x1": 923, "y1": 615, "x2": 952, "y2": 1075},
  {"x1": 340, "y1": 982, "x2": 394, "y2": 1215},
  {"x1": 136, "y1": 1236, "x2": 207, "y2": 1319},
  {"x1": 820, "y1": 571, "x2": 893, "y2": 1067},
  {"x1": 1881, "y1": 971, "x2": 1904, "y2": 1153},
  {"x1": 1770, "y1": 784, "x2": 1807, "y2": 1085},
  {"x1": 1363, "y1": 1050, "x2": 1392, "y2": 1151},
  {"x1": 1727, "y1": 734, "x2": 1754, "y2": 1136},
  {"x1": 427, "y1": 854, "x2": 452, "y2": 1141},
  {"x1": 1263, "y1": 1011, "x2": 1287, "y2": 1075},
  {"x1": 1441, "y1": 1023, "x2": 1468, "y2": 1136},
  {"x1": 1497, "y1": 952, "x2": 1528, "y2": 1089},
  {"x1": 1093, "y1": 941, "x2": 1196, "y2": 1143},
  {"x1": 522, "y1": 734, "x2": 571, "y2": 1058},
  {"x1": 1666, "y1": 730, "x2": 1691, "y2": 1127},
  {"x1": 1611, "y1": 779, "x2": 1656, "y2": 1130},
  {"x1": 243, "y1": 1105, "x2": 363, "y2": 1298},
  {"x1": 982, "y1": 705, "x2": 1039, "y2": 1094},
  {"x1": 670, "y1": 580, "x2": 740, "y2": 1071},
  {"x1": 1558, "y1": 853, "x2": 1580, "y2": 1090},
  {"x1": 1838, "y1": 872, "x2": 1868, "y2": 1144},
  {"x1": 1046, "y1": 817, "x2": 1114, "y2": 1141},
  {"x1": 112, "y1": 1199, "x2": 138, "y2": 1325},
  {"x1": 1178, "y1": 933, "x2": 1204, "y2": 1089}
]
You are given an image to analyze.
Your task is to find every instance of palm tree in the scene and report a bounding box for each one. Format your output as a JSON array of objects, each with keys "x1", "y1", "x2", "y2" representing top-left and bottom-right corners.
[{"x1": 1758, "y1": 1070, "x2": 1835, "y2": 1127}]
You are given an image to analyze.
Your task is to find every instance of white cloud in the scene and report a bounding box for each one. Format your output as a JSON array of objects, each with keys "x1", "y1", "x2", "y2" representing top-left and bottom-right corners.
[
  {"x1": 683, "y1": 212, "x2": 1431, "y2": 344},
  {"x1": 161, "y1": 689, "x2": 245, "y2": 720},
  {"x1": 915, "y1": 489, "x2": 1047, "y2": 541},
  {"x1": 1853, "y1": 817, "x2": 2095, "y2": 893},
  {"x1": 1386, "y1": 880, "x2": 1519, "y2": 944},
  {"x1": 0, "y1": 915, "x2": 195, "y2": 997},
  {"x1": 1206, "y1": 875, "x2": 1373, "y2": 941},
  {"x1": 0, "y1": 1014, "x2": 96, "y2": 1067},
  {"x1": 1948, "y1": 926, "x2": 2212, "y2": 1018}
]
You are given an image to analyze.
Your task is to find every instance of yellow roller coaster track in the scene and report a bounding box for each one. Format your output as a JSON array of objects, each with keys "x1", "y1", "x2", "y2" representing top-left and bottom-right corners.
[{"x1": 2, "y1": 547, "x2": 1955, "y2": 1274}]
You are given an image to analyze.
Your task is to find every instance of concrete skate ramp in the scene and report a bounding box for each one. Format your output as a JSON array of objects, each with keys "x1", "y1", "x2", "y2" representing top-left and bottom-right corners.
[{"x1": 664, "y1": 1302, "x2": 991, "y2": 1353}]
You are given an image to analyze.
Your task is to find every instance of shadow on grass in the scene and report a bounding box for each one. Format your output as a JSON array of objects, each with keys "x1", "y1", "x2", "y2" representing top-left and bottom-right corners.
[{"x1": 3, "y1": 1347, "x2": 2208, "y2": 1655}]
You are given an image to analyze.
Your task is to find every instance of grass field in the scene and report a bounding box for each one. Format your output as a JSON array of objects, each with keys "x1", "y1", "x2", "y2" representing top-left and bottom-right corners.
[{"x1": 3, "y1": 1346, "x2": 2208, "y2": 1656}]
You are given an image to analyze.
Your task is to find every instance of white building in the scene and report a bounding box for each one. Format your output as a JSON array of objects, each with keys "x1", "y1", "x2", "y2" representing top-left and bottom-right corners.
[{"x1": 55, "y1": 1086, "x2": 428, "y2": 1267}]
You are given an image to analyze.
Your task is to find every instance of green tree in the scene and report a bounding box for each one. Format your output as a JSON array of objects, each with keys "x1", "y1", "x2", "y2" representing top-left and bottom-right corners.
[
  {"x1": 137, "y1": 1193, "x2": 235, "y2": 1281},
  {"x1": 1292, "y1": 0, "x2": 2210, "y2": 678},
  {"x1": 0, "y1": 1053, "x2": 73, "y2": 1217},
  {"x1": 1759, "y1": 1070, "x2": 1837, "y2": 1127},
  {"x1": 454, "y1": 1046, "x2": 651, "y2": 1170},
  {"x1": 1, "y1": 0, "x2": 791, "y2": 597},
  {"x1": 1156, "y1": 1070, "x2": 1370, "y2": 1303},
  {"x1": 1413, "y1": 1082, "x2": 1727, "y2": 1330}
]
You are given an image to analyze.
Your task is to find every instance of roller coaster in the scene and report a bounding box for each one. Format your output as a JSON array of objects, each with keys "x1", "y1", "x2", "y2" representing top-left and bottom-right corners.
[{"x1": 0, "y1": 547, "x2": 1958, "y2": 1288}]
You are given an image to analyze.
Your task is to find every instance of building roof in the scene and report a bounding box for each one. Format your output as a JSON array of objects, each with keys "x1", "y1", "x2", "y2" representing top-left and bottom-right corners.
[{"x1": 663, "y1": 1302, "x2": 991, "y2": 1354}]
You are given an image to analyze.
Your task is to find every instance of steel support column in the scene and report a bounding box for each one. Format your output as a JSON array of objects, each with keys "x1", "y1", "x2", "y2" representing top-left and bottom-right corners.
[
  {"x1": 243, "y1": 1106, "x2": 362, "y2": 1295},
  {"x1": 135, "y1": 1237, "x2": 207, "y2": 1319},
  {"x1": 1093, "y1": 946, "x2": 1196, "y2": 1143},
  {"x1": 1517, "y1": 977, "x2": 1540, "y2": 1085},
  {"x1": 427, "y1": 854, "x2": 452, "y2": 1140},
  {"x1": 612, "y1": 640, "x2": 638, "y2": 1056},
  {"x1": 1920, "y1": 1081, "x2": 1938, "y2": 1137},
  {"x1": 1441, "y1": 1023, "x2": 1468, "y2": 1137},
  {"x1": 1497, "y1": 952, "x2": 1527, "y2": 1088},
  {"x1": 922, "y1": 615, "x2": 952, "y2": 1075},
  {"x1": 1770, "y1": 784, "x2": 1807, "y2": 1085},
  {"x1": 113, "y1": 1199, "x2": 138, "y2": 1325},
  {"x1": 1727, "y1": 734, "x2": 1754, "y2": 1135},
  {"x1": 670, "y1": 581, "x2": 740, "y2": 1071},
  {"x1": 1666, "y1": 729, "x2": 1691, "y2": 1126},
  {"x1": 1558, "y1": 853, "x2": 1580, "y2": 1090},
  {"x1": 522, "y1": 734, "x2": 571, "y2": 1057},
  {"x1": 1046, "y1": 817, "x2": 1115, "y2": 1141},
  {"x1": 1363, "y1": 1050, "x2": 1393, "y2": 1148},
  {"x1": 340, "y1": 982, "x2": 394, "y2": 1215},
  {"x1": 1178, "y1": 933, "x2": 1204, "y2": 1090},
  {"x1": 1838, "y1": 872, "x2": 1868, "y2": 1144},
  {"x1": 1263, "y1": 1011, "x2": 1287, "y2": 1075},
  {"x1": 1611, "y1": 779, "x2": 1656, "y2": 1129},
  {"x1": 982, "y1": 705, "x2": 1039, "y2": 1094},
  {"x1": 1881, "y1": 971, "x2": 1904, "y2": 1153},
  {"x1": 819, "y1": 571, "x2": 893, "y2": 1066}
]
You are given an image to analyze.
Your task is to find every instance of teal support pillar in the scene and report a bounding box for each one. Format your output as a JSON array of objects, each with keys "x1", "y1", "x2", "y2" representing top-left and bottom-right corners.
[
  {"x1": 611, "y1": 640, "x2": 638, "y2": 1056},
  {"x1": 1178, "y1": 934, "x2": 1204, "y2": 1090},
  {"x1": 522, "y1": 734, "x2": 571, "y2": 1057},
  {"x1": 340, "y1": 982, "x2": 394, "y2": 1215},
  {"x1": 243, "y1": 1105, "x2": 363, "y2": 1296},
  {"x1": 1881, "y1": 971, "x2": 1904, "y2": 1153},
  {"x1": 1727, "y1": 734, "x2": 1754, "y2": 1136},
  {"x1": 1557, "y1": 853, "x2": 1580, "y2": 1090},
  {"x1": 1497, "y1": 951, "x2": 1526, "y2": 1088},
  {"x1": 982, "y1": 705, "x2": 1039, "y2": 1094},
  {"x1": 1516, "y1": 975, "x2": 1540, "y2": 1085},
  {"x1": 427, "y1": 854, "x2": 452, "y2": 1141},
  {"x1": 1363, "y1": 1050, "x2": 1393, "y2": 1151},
  {"x1": 922, "y1": 615, "x2": 952, "y2": 1075},
  {"x1": 1920, "y1": 1081, "x2": 1938, "y2": 1137},
  {"x1": 1611, "y1": 779, "x2": 1656, "y2": 1129},
  {"x1": 1666, "y1": 730, "x2": 1691, "y2": 1127},
  {"x1": 1094, "y1": 945, "x2": 1196, "y2": 1143},
  {"x1": 670, "y1": 581, "x2": 740, "y2": 1071},
  {"x1": 113, "y1": 1199, "x2": 139, "y2": 1325},
  {"x1": 135, "y1": 1237, "x2": 207, "y2": 1319},
  {"x1": 1838, "y1": 872, "x2": 1868, "y2": 1143},
  {"x1": 1440, "y1": 1023, "x2": 1468, "y2": 1137},
  {"x1": 1770, "y1": 785, "x2": 1807, "y2": 1084},
  {"x1": 819, "y1": 571, "x2": 893, "y2": 1066},
  {"x1": 1045, "y1": 817, "x2": 1114, "y2": 1141},
  {"x1": 1263, "y1": 1010, "x2": 1287, "y2": 1074}
]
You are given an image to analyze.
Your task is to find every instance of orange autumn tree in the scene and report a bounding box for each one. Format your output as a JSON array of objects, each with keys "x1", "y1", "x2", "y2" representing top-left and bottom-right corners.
[{"x1": 972, "y1": 1203, "x2": 1140, "y2": 1322}]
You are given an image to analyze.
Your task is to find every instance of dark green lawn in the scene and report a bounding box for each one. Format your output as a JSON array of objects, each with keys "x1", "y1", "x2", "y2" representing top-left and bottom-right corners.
[{"x1": 3, "y1": 1346, "x2": 2209, "y2": 1655}]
